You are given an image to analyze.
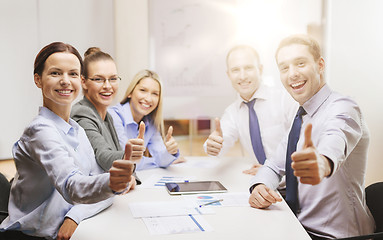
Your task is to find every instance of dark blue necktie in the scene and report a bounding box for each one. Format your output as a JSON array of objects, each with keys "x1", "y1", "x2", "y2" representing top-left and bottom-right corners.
[
  {"x1": 245, "y1": 99, "x2": 266, "y2": 164},
  {"x1": 285, "y1": 106, "x2": 306, "y2": 215}
]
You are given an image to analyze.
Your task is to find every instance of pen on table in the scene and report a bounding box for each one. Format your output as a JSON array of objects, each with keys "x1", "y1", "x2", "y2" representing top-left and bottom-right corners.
[{"x1": 199, "y1": 199, "x2": 223, "y2": 208}]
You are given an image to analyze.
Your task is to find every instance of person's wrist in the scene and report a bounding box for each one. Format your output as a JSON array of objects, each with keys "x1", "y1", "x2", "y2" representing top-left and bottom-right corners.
[
  {"x1": 322, "y1": 155, "x2": 333, "y2": 177},
  {"x1": 112, "y1": 189, "x2": 125, "y2": 195},
  {"x1": 249, "y1": 183, "x2": 259, "y2": 193},
  {"x1": 112, "y1": 184, "x2": 129, "y2": 195},
  {"x1": 173, "y1": 149, "x2": 180, "y2": 157}
]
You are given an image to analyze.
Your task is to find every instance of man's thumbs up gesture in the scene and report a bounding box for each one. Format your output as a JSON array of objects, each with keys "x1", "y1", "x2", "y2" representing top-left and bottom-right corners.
[
  {"x1": 128, "y1": 121, "x2": 146, "y2": 161},
  {"x1": 291, "y1": 123, "x2": 332, "y2": 185},
  {"x1": 164, "y1": 126, "x2": 179, "y2": 155},
  {"x1": 206, "y1": 118, "x2": 224, "y2": 156}
]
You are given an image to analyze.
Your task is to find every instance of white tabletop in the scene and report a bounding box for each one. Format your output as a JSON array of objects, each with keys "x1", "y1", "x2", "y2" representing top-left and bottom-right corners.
[{"x1": 71, "y1": 156, "x2": 310, "y2": 240}]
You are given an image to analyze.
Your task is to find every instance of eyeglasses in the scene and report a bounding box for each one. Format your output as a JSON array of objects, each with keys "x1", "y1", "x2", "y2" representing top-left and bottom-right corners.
[{"x1": 88, "y1": 76, "x2": 121, "y2": 84}]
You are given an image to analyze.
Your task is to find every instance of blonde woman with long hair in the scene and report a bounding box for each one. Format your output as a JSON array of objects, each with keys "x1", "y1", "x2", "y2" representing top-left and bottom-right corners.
[{"x1": 109, "y1": 70, "x2": 183, "y2": 170}]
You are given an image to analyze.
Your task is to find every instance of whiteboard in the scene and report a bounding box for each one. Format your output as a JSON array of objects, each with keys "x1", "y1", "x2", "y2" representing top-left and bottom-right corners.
[{"x1": 148, "y1": 0, "x2": 322, "y2": 119}]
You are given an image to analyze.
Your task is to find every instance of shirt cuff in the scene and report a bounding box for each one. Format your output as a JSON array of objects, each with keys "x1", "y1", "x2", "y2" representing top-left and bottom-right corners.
[
  {"x1": 317, "y1": 134, "x2": 346, "y2": 175},
  {"x1": 112, "y1": 189, "x2": 126, "y2": 195},
  {"x1": 112, "y1": 184, "x2": 130, "y2": 195},
  {"x1": 249, "y1": 184, "x2": 257, "y2": 194},
  {"x1": 173, "y1": 149, "x2": 180, "y2": 158},
  {"x1": 250, "y1": 166, "x2": 281, "y2": 191},
  {"x1": 64, "y1": 214, "x2": 80, "y2": 225}
]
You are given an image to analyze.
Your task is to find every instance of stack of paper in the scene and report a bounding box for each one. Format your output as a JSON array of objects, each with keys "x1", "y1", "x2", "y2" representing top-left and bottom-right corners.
[
  {"x1": 142, "y1": 215, "x2": 213, "y2": 235},
  {"x1": 183, "y1": 192, "x2": 251, "y2": 207},
  {"x1": 129, "y1": 200, "x2": 214, "y2": 235},
  {"x1": 138, "y1": 174, "x2": 196, "y2": 189}
]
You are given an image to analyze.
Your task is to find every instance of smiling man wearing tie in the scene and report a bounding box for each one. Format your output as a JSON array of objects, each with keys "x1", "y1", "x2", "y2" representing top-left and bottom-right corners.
[
  {"x1": 204, "y1": 45, "x2": 297, "y2": 176},
  {"x1": 248, "y1": 34, "x2": 374, "y2": 239}
]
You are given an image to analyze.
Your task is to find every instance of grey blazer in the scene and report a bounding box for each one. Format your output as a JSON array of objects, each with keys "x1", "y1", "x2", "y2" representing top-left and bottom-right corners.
[{"x1": 71, "y1": 97, "x2": 141, "y2": 184}]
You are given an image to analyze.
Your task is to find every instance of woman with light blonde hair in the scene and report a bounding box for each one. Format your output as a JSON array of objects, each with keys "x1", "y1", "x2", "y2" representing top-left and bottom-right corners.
[
  {"x1": 121, "y1": 70, "x2": 164, "y2": 135},
  {"x1": 109, "y1": 69, "x2": 183, "y2": 170}
]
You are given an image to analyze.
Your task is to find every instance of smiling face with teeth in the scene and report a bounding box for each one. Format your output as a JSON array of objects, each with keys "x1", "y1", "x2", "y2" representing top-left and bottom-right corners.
[
  {"x1": 128, "y1": 77, "x2": 160, "y2": 123},
  {"x1": 82, "y1": 60, "x2": 119, "y2": 119},
  {"x1": 34, "y1": 52, "x2": 81, "y2": 120},
  {"x1": 226, "y1": 47, "x2": 263, "y2": 101},
  {"x1": 276, "y1": 43, "x2": 325, "y2": 105}
]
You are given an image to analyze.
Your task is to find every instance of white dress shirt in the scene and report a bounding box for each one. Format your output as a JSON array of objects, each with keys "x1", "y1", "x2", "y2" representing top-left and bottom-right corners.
[
  {"x1": 250, "y1": 84, "x2": 374, "y2": 238},
  {"x1": 204, "y1": 83, "x2": 298, "y2": 164}
]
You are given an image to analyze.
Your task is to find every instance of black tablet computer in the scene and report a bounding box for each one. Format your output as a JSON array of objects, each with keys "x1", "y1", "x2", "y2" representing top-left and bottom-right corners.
[{"x1": 165, "y1": 181, "x2": 227, "y2": 195}]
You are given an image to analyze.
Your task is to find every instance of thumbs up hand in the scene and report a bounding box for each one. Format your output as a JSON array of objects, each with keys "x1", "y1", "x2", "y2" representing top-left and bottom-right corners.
[
  {"x1": 109, "y1": 143, "x2": 136, "y2": 194},
  {"x1": 206, "y1": 118, "x2": 224, "y2": 156},
  {"x1": 128, "y1": 121, "x2": 146, "y2": 161},
  {"x1": 164, "y1": 126, "x2": 179, "y2": 155},
  {"x1": 138, "y1": 121, "x2": 145, "y2": 139},
  {"x1": 290, "y1": 123, "x2": 333, "y2": 185}
]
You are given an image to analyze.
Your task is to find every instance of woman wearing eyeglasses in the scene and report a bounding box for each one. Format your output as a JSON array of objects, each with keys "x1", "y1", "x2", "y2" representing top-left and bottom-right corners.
[
  {"x1": 71, "y1": 48, "x2": 143, "y2": 182},
  {"x1": 108, "y1": 69, "x2": 185, "y2": 171}
]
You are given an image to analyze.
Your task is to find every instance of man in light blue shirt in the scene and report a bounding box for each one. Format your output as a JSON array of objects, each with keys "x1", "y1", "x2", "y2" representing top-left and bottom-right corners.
[{"x1": 249, "y1": 35, "x2": 374, "y2": 239}]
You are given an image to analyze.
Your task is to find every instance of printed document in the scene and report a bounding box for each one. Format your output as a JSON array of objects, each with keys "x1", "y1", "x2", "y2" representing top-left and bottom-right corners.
[
  {"x1": 129, "y1": 200, "x2": 214, "y2": 218},
  {"x1": 183, "y1": 192, "x2": 250, "y2": 207},
  {"x1": 142, "y1": 215, "x2": 213, "y2": 235}
]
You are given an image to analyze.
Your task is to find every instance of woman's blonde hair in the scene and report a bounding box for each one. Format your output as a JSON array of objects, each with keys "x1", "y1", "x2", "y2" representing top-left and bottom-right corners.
[{"x1": 121, "y1": 69, "x2": 165, "y2": 137}]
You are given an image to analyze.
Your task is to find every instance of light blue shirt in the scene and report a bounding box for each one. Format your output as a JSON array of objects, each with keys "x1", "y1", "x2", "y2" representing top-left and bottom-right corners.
[
  {"x1": 108, "y1": 102, "x2": 178, "y2": 170},
  {"x1": 250, "y1": 84, "x2": 374, "y2": 238},
  {"x1": 0, "y1": 107, "x2": 114, "y2": 239}
]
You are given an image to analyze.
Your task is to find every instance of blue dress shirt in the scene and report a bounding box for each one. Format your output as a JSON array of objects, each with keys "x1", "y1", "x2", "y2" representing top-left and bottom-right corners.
[
  {"x1": 0, "y1": 107, "x2": 114, "y2": 239},
  {"x1": 108, "y1": 102, "x2": 178, "y2": 170},
  {"x1": 250, "y1": 84, "x2": 374, "y2": 238}
]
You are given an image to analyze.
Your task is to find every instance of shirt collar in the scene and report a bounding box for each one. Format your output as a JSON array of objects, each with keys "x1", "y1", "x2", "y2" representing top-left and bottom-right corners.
[
  {"x1": 39, "y1": 106, "x2": 79, "y2": 135},
  {"x1": 235, "y1": 83, "x2": 269, "y2": 108},
  {"x1": 122, "y1": 101, "x2": 151, "y2": 127},
  {"x1": 302, "y1": 84, "x2": 332, "y2": 117}
]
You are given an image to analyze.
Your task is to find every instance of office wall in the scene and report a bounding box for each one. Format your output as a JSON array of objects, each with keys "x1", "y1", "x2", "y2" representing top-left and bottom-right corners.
[
  {"x1": 148, "y1": 0, "x2": 322, "y2": 119},
  {"x1": 114, "y1": 0, "x2": 149, "y2": 103},
  {"x1": 0, "y1": 0, "x2": 322, "y2": 158},
  {"x1": 0, "y1": 0, "x2": 40, "y2": 159},
  {"x1": 324, "y1": 0, "x2": 383, "y2": 185},
  {"x1": 2, "y1": 0, "x2": 382, "y2": 186},
  {"x1": 124, "y1": 0, "x2": 383, "y2": 185},
  {"x1": 0, "y1": 0, "x2": 115, "y2": 159}
]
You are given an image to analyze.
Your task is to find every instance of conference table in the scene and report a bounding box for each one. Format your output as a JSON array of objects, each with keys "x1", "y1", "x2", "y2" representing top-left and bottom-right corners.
[{"x1": 71, "y1": 156, "x2": 310, "y2": 240}]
